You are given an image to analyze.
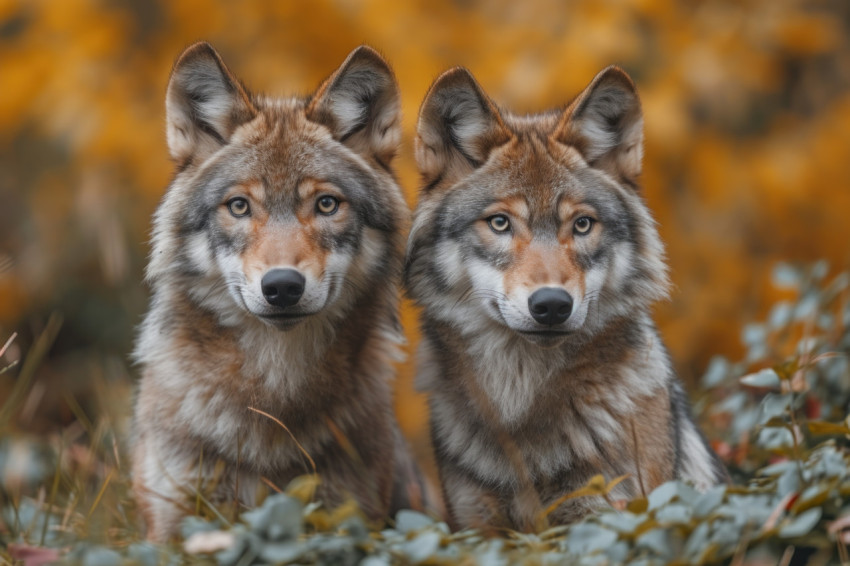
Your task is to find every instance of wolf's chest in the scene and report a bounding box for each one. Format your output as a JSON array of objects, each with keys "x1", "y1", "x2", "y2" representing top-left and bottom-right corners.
[
  {"x1": 433, "y1": 389, "x2": 631, "y2": 487},
  {"x1": 175, "y1": 366, "x2": 332, "y2": 472},
  {"x1": 466, "y1": 343, "x2": 564, "y2": 426}
]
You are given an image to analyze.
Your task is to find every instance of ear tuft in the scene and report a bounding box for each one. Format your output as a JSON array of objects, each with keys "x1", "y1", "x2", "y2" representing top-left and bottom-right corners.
[
  {"x1": 165, "y1": 42, "x2": 256, "y2": 164},
  {"x1": 553, "y1": 66, "x2": 644, "y2": 183},
  {"x1": 307, "y1": 46, "x2": 401, "y2": 165},
  {"x1": 415, "y1": 67, "x2": 511, "y2": 187}
]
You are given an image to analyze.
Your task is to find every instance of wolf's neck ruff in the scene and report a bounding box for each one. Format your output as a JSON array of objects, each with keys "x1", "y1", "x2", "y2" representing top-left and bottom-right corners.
[{"x1": 420, "y1": 314, "x2": 667, "y2": 429}]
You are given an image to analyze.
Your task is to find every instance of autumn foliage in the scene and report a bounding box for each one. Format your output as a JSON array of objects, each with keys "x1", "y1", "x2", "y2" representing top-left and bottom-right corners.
[{"x1": 1, "y1": 0, "x2": 850, "y2": 561}]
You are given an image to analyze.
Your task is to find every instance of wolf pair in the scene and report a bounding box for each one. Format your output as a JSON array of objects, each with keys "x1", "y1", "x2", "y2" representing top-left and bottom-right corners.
[{"x1": 132, "y1": 43, "x2": 727, "y2": 541}]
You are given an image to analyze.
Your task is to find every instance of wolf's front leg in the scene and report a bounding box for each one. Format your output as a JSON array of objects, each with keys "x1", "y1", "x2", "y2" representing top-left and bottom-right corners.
[
  {"x1": 303, "y1": 424, "x2": 396, "y2": 522},
  {"x1": 438, "y1": 461, "x2": 513, "y2": 532},
  {"x1": 132, "y1": 434, "x2": 200, "y2": 542}
]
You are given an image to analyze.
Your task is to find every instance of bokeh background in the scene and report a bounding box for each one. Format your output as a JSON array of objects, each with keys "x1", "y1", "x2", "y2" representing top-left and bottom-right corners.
[{"x1": 1, "y1": 0, "x2": 849, "y2": 468}]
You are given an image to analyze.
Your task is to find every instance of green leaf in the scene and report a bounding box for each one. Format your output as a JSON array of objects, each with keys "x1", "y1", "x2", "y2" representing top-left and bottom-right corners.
[
  {"x1": 768, "y1": 302, "x2": 793, "y2": 329},
  {"x1": 683, "y1": 521, "x2": 711, "y2": 561},
  {"x1": 811, "y1": 260, "x2": 829, "y2": 280},
  {"x1": 740, "y1": 368, "x2": 781, "y2": 388},
  {"x1": 758, "y1": 460, "x2": 797, "y2": 477},
  {"x1": 756, "y1": 427, "x2": 794, "y2": 450},
  {"x1": 758, "y1": 393, "x2": 793, "y2": 424},
  {"x1": 603, "y1": 541, "x2": 630, "y2": 563},
  {"x1": 402, "y1": 531, "x2": 441, "y2": 562},
  {"x1": 266, "y1": 496, "x2": 303, "y2": 541},
  {"x1": 648, "y1": 481, "x2": 679, "y2": 510},
  {"x1": 598, "y1": 512, "x2": 642, "y2": 533},
  {"x1": 742, "y1": 324, "x2": 767, "y2": 347},
  {"x1": 794, "y1": 294, "x2": 819, "y2": 320},
  {"x1": 702, "y1": 356, "x2": 729, "y2": 388},
  {"x1": 215, "y1": 530, "x2": 250, "y2": 566},
  {"x1": 793, "y1": 483, "x2": 833, "y2": 513},
  {"x1": 564, "y1": 523, "x2": 618, "y2": 555},
  {"x1": 779, "y1": 508, "x2": 822, "y2": 538},
  {"x1": 395, "y1": 509, "x2": 434, "y2": 534},
  {"x1": 636, "y1": 528, "x2": 671, "y2": 557},
  {"x1": 777, "y1": 468, "x2": 802, "y2": 497},
  {"x1": 714, "y1": 391, "x2": 747, "y2": 414},
  {"x1": 127, "y1": 543, "x2": 160, "y2": 566},
  {"x1": 772, "y1": 263, "x2": 801, "y2": 289},
  {"x1": 180, "y1": 515, "x2": 218, "y2": 540},
  {"x1": 474, "y1": 541, "x2": 508, "y2": 566},
  {"x1": 693, "y1": 486, "x2": 726, "y2": 518},
  {"x1": 656, "y1": 503, "x2": 692, "y2": 524},
  {"x1": 259, "y1": 541, "x2": 304, "y2": 563}
]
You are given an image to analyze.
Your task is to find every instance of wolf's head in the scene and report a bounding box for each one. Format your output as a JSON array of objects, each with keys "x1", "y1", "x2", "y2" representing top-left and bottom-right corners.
[
  {"x1": 148, "y1": 43, "x2": 406, "y2": 330},
  {"x1": 406, "y1": 66, "x2": 669, "y2": 345}
]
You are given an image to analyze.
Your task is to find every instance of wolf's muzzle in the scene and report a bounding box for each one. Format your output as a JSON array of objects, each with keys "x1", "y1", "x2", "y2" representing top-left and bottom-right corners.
[
  {"x1": 261, "y1": 269, "x2": 305, "y2": 307},
  {"x1": 528, "y1": 288, "x2": 573, "y2": 325}
]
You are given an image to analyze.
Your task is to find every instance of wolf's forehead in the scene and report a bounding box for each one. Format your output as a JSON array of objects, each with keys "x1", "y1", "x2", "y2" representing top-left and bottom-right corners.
[
  {"x1": 239, "y1": 107, "x2": 327, "y2": 156},
  {"x1": 230, "y1": 110, "x2": 358, "y2": 188},
  {"x1": 442, "y1": 143, "x2": 622, "y2": 228},
  {"x1": 481, "y1": 142, "x2": 588, "y2": 204}
]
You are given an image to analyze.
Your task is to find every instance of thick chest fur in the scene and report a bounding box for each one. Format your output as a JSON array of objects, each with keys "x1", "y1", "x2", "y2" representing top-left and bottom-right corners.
[
  {"x1": 423, "y1": 321, "x2": 675, "y2": 499},
  {"x1": 134, "y1": 301, "x2": 395, "y2": 475}
]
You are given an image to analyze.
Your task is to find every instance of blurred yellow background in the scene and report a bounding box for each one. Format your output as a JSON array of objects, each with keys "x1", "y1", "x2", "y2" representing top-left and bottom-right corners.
[{"x1": 1, "y1": 0, "x2": 848, "y2": 461}]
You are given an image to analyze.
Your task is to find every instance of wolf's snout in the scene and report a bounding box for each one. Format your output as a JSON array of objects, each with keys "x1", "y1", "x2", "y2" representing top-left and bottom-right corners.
[
  {"x1": 261, "y1": 269, "x2": 305, "y2": 307},
  {"x1": 528, "y1": 288, "x2": 573, "y2": 325}
]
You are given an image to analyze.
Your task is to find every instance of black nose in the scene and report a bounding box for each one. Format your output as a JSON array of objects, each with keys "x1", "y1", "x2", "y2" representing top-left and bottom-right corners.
[
  {"x1": 528, "y1": 288, "x2": 573, "y2": 325},
  {"x1": 261, "y1": 269, "x2": 305, "y2": 307}
]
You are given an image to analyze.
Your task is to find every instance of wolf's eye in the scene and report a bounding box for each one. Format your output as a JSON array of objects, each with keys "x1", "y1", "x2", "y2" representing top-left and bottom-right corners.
[
  {"x1": 487, "y1": 215, "x2": 511, "y2": 233},
  {"x1": 227, "y1": 198, "x2": 250, "y2": 217},
  {"x1": 574, "y1": 216, "x2": 594, "y2": 235},
  {"x1": 316, "y1": 196, "x2": 339, "y2": 215}
]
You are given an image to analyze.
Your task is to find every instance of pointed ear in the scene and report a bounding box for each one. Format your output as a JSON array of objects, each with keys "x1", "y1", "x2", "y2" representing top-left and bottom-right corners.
[
  {"x1": 306, "y1": 46, "x2": 401, "y2": 166},
  {"x1": 165, "y1": 42, "x2": 256, "y2": 164},
  {"x1": 552, "y1": 66, "x2": 643, "y2": 183},
  {"x1": 415, "y1": 67, "x2": 512, "y2": 187}
]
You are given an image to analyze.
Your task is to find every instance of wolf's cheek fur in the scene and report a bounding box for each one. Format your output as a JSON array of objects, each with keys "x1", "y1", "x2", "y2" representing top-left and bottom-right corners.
[
  {"x1": 465, "y1": 256, "x2": 511, "y2": 325},
  {"x1": 183, "y1": 231, "x2": 216, "y2": 276}
]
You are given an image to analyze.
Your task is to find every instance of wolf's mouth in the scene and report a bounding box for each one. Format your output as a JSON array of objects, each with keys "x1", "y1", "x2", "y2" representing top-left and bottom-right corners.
[
  {"x1": 256, "y1": 311, "x2": 316, "y2": 320},
  {"x1": 516, "y1": 329, "x2": 572, "y2": 336},
  {"x1": 254, "y1": 311, "x2": 317, "y2": 330}
]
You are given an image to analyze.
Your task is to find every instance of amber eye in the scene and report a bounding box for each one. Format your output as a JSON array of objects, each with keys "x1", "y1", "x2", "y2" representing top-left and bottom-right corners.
[
  {"x1": 574, "y1": 216, "x2": 594, "y2": 235},
  {"x1": 487, "y1": 214, "x2": 511, "y2": 233},
  {"x1": 227, "y1": 197, "x2": 250, "y2": 217},
  {"x1": 316, "y1": 195, "x2": 340, "y2": 215}
]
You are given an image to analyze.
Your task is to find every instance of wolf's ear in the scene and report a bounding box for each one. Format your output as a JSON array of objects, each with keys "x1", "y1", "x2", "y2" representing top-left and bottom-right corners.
[
  {"x1": 415, "y1": 67, "x2": 512, "y2": 187},
  {"x1": 166, "y1": 42, "x2": 256, "y2": 164},
  {"x1": 552, "y1": 66, "x2": 643, "y2": 183},
  {"x1": 307, "y1": 46, "x2": 401, "y2": 166}
]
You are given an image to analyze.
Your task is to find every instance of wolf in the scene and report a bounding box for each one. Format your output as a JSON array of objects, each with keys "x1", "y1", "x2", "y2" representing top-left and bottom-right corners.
[
  {"x1": 131, "y1": 42, "x2": 419, "y2": 541},
  {"x1": 405, "y1": 65, "x2": 728, "y2": 531}
]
